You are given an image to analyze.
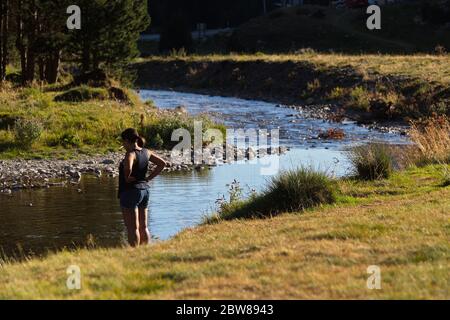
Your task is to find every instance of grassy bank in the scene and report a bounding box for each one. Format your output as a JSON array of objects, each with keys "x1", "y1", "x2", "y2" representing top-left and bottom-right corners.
[
  {"x1": 0, "y1": 165, "x2": 448, "y2": 299},
  {"x1": 0, "y1": 84, "x2": 224, "y2": 159},
  {"x1": 133, "y1": 53, "x2": 450, "y2": 122}
]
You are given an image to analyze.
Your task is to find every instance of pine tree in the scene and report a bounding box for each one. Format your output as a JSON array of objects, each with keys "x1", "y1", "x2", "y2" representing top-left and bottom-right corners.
[{"x1": 68, "y1": 0, "x2": 150, "y2": 75}]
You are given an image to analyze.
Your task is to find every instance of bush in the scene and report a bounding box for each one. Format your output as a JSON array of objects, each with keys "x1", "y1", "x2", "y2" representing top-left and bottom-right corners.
[
  {"x1": 328, "y1": 87, "x2": 346, "y2": 100},
  {"x1": 348, "y1": 86, "x2": 371, "y2": 112},
  {"x1": 149, "y1": 133, "x2": 164, "y2": 149},
  {"x1": 54, "y1": 86, "x2": 109, "y2": 102},
  {"x1": 47, "y1": 132, "x2": 82, "y2": 148},
  {"x1": 208, "y1": 167, "x2": 336, "y2": 221},
  {"x1": 14, "y1": 118, "x2": 43, "y2": 149},
  {"x1": 141, "y1": 112, "x2": 226, "y2": 150},
  {"x1": 348, "y1": 143, "x2": 394, "y2": 180}
]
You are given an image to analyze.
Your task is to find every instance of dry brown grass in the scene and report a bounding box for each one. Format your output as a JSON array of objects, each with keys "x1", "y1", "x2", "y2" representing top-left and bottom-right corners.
[
  {"x1": 409, "y1": 116, "x2": 450, "y2": 165},
  {"x1": 137, "y1": 53, "x2": 450, "y2": 85}
]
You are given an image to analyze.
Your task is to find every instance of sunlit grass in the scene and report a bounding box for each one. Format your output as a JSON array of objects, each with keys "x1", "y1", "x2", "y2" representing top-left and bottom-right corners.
[
  {"x1": 0, "y1": 165, "x2": 448, "y2": 299},
  {"x1": 136, "y1": 53, "x2": 450, "y2": 85}
]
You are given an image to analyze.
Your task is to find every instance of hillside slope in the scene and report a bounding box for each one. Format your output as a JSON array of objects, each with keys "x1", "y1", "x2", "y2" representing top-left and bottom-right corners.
[{"x1": 227, "y1": 3, "x2": 450, "y2": 53}]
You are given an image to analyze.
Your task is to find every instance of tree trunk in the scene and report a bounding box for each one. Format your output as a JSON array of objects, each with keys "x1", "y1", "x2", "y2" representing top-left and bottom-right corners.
[
  {"x1": 24, "y1": 1, "x2": 37, "y2": 83},
  {"x1": 45, "y1": 50, "x2": 60, "y2": 83},
  {"x1": 38, "y1": 57, "x2": 45, "y2": 81},
  {"x1": 0, "y1": 0, "x2": 8, "y2": 81},
  {"x1": 15, "y1": 0, "x2": 27, "y2": 84},
  {"x1": 82, "y1": 41, "x2": 91, "y2": 74}
]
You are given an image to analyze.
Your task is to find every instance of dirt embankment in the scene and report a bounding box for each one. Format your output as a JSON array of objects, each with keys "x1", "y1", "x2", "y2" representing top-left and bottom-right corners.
[{"x1": 132, "y1": 58, "x2": 449, "y2": 124}]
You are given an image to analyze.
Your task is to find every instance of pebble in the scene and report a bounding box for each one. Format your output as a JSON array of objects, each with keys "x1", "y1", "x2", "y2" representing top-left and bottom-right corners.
[{"x1": 0, "y1": 146, "x2": 289, "y2": 193}]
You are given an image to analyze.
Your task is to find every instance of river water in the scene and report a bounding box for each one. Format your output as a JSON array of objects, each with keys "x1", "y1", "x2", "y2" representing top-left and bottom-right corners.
[{"x1": 0, "y1": 90, "x2": 408, "y2": 258}]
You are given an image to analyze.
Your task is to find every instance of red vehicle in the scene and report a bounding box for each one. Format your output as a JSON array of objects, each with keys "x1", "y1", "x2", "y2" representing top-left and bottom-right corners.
[{"x1": 345, "y1": 0, "x2": 368, "y2": 8}]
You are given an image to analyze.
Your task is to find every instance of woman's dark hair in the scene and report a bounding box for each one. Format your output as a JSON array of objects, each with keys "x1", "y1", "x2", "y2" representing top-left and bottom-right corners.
[{"x1": 121, "y1": 128, "x2": 145, "y2": 148}]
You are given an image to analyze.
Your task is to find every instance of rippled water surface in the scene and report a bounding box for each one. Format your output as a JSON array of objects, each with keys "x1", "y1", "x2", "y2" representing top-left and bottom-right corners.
[{"x1": 0, "y1": 90, "x2": 408, "y2": 258}]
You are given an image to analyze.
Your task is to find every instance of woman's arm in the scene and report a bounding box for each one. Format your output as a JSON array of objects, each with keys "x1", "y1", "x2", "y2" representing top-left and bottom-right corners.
[
  {"x1": 123, "y1": 152, "x2": 137, "y2": 183},
  {"x1": 146, "y1": 151, "x2": 167, "y2": 182}
]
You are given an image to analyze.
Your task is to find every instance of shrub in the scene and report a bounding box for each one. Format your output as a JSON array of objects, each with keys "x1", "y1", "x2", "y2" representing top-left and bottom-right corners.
[
  {"x1": 348, "y1": 86, "x2": 371, "y2": 112},
  {"x1": 328, "y1": 87, "x2": 346, "y2": 100},
  {"x1": 141, "y1": 112, "x2": 226, "y2": 150},
  {"x1": 54, "y1": 86, "x2": 109, "y2": 102},
  {"x1": 208, "y1": 167, "x2": 336, "y2": 221},
  {"x1": 348, "y1": 143, "x2": 394, "y2": 180},
  {"x1": 409, "y1": 115, "x2": 450, "y2": 165},
  {"x1": 47, "y1": 132, "x2": 82, "y2": 148},
  {"x1": 149, "y1": 133, "x2": 164, "y2": 149},
  {"x1": 14, "y1": 118, "x2": 43, "y2": 149},
  {"x1": 306, "y1": 78, "x2": 321, "y2": 93}
]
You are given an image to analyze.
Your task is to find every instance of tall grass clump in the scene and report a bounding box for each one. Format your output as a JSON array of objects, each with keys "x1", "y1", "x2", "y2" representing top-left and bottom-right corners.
[
  {"x1": 207, "y1": 167, "x2": 336, "y2": 222},
  {"x1": 409, "y1": 116, "x2": 450, "y2": 165},
  {"x1": 265, "y1": 167, "x2": 337, "y2": 211},
  {"x1": 349, "y1": 143, "x2": 394, "y2": 180}
]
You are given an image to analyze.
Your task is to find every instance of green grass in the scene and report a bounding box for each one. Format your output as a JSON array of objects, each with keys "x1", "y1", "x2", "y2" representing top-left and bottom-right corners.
[
  {"x1": 0, "y1": 84, "x2": 223, "y2": 159},
  {"x1": 0, "y1": 165, "x2": 448, "y2": 299},
  {"x1": 0, "y1": 85, "x2": 144, "y2": 158}
]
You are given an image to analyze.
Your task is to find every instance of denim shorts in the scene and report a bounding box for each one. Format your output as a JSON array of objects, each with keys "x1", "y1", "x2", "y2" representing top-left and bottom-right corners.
[{"x1": 120, "y1": 188, "x2": 150, "y2": 209}]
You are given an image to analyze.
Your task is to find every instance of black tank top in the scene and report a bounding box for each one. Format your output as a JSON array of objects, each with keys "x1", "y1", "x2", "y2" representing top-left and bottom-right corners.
[{"x1": 118, "y1": 148, "x2": 151, "y2": 196}]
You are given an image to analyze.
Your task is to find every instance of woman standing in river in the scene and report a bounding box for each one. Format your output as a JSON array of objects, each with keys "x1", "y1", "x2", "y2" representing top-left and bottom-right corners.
[{"x1": 119, "y1": 128, "x2": 166, "y2": 247}]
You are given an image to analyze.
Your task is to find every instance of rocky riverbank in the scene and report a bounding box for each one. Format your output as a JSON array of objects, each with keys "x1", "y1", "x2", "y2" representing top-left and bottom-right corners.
[
  {"x1": 133, "y1": 57, "x2": 448, "y2": 126},
  {"x1": 280, "y1": 103, "x2": 409, "y2": 136},
  {"x1": 0, "y1": 146, "x2": 288, "y2": 194}
]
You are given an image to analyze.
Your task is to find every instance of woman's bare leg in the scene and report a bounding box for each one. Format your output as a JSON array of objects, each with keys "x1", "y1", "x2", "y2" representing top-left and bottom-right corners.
[
  {"x1": 138, "y1": 207, "x2": 150, "y2": 245},
  {"x1": 122, "y1": 208, "x2": 140, "y2": 247}
]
